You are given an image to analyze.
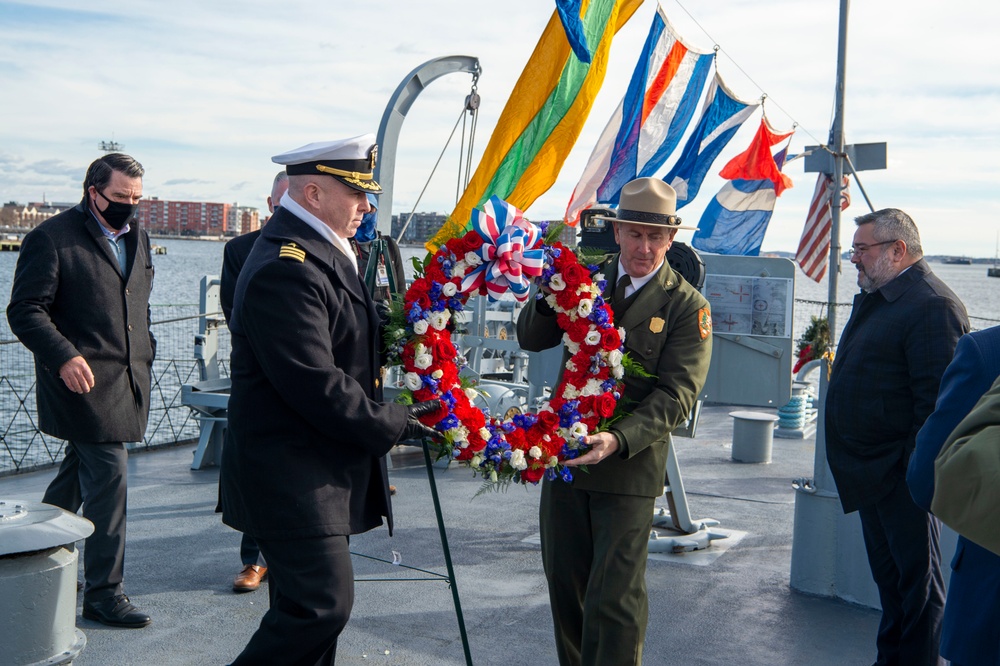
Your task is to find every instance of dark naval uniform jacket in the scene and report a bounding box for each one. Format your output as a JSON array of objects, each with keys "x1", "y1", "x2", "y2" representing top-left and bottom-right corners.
[
  {"x1": 220, "y1": 228, "x2": 260, "y2": 323},
  {"x1": 517, "y1": 256, "x2": 713, "y2": 497},
  {"x1": 7, "y1": 198, "x2": 156, "y2": 443},
  {"x1": 220, "y1": 206, "x2": 409, "y2": 541},
  {"x1": 825, "y1": 258, "x2": 968, "y2": 513}
]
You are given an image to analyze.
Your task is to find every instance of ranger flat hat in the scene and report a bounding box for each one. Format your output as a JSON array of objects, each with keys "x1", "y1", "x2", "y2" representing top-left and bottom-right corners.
[
  {"x1": 598, "y1": 177, "x2": 697, "y2": 230},
  {"x1": 272, "y1": 134, "x2": 382, "y2": 194}
]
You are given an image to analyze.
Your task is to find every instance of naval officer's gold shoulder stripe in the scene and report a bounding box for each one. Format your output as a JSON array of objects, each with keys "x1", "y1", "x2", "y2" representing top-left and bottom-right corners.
[{"x1": 278, "y1": 243, "x2": 306, "y2": 262}]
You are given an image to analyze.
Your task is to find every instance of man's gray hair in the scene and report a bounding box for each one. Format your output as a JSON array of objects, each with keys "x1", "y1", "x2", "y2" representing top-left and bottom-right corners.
[
  {"x1": 855, "y1": 208, "x2": 923, "y2": 258},
  {"x1": 271, "y1": 171, "x2": 288, "y2": 200}
]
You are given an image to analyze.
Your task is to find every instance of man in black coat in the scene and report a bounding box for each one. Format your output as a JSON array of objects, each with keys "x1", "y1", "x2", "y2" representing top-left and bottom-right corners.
[
  {"x1": 7, "y1": 152, "x2": 156, "y2": 628},
  {"x1": 825, "y1": 208, "x2": 969, "y2": 665},
  {"x1": 218, "y1": 170, "x2": 288, "y2": 594},
  {"x1": 221, "y1": 135, "x2": 437, "y2": 665}
]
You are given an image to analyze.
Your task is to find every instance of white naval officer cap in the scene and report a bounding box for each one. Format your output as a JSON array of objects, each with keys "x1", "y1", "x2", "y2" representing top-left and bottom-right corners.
[{"x1": 271, "y1": 134, "x2": 382, "y2": 194}]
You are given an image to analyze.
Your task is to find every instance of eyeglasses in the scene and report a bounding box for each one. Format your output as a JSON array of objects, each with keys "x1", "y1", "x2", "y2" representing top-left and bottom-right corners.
[{"x1": 848, "y1": 240, "x2": 897, "y2": 258}]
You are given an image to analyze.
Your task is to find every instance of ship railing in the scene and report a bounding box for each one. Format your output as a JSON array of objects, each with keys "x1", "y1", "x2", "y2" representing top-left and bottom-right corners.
[{"x1": 0, "y1": 305, "x2": 230, "y2": 476}]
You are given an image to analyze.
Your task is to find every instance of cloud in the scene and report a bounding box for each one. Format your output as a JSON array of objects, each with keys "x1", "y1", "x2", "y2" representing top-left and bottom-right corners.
[{"x1": 1, "y1": 0, "x2": 998, "y2": 257}]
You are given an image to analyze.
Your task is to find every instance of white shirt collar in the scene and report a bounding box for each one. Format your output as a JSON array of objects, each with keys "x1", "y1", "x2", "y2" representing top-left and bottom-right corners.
[
  {"x1": 279, "y1": 193, "x2": 358, "y2": 273},
  {"x1": 617, "y1": 259, "x2": 663, "y2": 299}
]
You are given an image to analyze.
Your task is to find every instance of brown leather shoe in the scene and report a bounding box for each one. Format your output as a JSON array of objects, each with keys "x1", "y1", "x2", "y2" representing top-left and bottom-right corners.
[
  {"x1": 233, "y1": 564, "x2": 267, "y2": 593},
  {"x1": 390, "y1": 485, "x2": 397, "y2": 496}
]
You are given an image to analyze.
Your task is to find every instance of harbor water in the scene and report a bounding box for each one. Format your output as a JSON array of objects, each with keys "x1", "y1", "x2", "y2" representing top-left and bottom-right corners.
[
  {"x1": 1, "y1": 238, "x2": 998, "y2": 474},
  {"x1": 2, "y1": 239, "x2": 998, "y2": 340}
]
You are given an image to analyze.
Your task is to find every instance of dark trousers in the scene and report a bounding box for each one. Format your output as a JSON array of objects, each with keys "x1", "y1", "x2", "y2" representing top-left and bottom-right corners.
[
  {"x1": 42, "y1": 441, "x2": 128, "y2": 602},
  {"x1": 858, "y1": 479, "x2": 946, "y2": 666},
  {"x1": 540, "y1": 479, "x2": 654, "y2": 666},
  {"x1": 230, "y1": 535, "x2": 353, "y2": 666},
  {"x1": 240, "y1": 533, "x2": 264, "y2": 567}
]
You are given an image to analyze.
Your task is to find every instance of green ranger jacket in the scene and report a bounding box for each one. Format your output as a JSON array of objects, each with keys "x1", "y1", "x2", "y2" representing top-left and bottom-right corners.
[{"x1": 517, "y1": 255, "x2": 713, "y2": 497}]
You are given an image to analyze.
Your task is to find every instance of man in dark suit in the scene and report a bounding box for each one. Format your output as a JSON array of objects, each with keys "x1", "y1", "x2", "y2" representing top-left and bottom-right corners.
[
  {"x1": 7, "y1": 152, "x2": 156, "y2": 628},
  {"x1": 907, "y1": 325, "x2": 1000, "y2": 666},
  {"x1": 220, "y1": 135, "x2": 437, "y2": 665},
  {"x1": 218, "y1": 170, "x2": 288, "y2": 594},
  {"x1": 517, "y1": 178, "x2": 713, "y2": 666},
  {"x1": 825, "y1": 208, "x2": 969, "y2": 666}
]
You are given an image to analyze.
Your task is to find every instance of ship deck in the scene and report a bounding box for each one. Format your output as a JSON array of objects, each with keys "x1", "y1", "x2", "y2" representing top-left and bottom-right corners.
[{"x1": 1, "y1": 403, "x2": 881, "y2": 665}]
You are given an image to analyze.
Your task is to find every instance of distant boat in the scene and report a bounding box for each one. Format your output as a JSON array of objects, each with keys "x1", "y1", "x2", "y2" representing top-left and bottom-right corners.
[
  {"x1": 943, "y1": 256, "x2": 971, "y2": 265},
  {"x1": 990, "y1": 234, "x2": 1000, "y2": 277}
]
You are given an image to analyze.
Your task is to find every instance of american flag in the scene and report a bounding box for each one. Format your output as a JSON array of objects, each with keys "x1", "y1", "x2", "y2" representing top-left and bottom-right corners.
[{"x1": 795, "y1": 173, "x2": 851, "y2": 282}]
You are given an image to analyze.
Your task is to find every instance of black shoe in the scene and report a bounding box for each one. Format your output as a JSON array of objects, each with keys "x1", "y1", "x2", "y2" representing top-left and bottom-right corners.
[{"x1": 82, "y1": 594, "x2": 152, "y2": 628}]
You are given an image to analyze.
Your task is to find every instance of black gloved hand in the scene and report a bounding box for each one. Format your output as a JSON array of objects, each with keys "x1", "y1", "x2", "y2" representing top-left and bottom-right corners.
[
  {"x1": 535, "y1": 294, "x2": 556, "y2": 316},
  {"x1": 375, "y1": 299, "x2": 392, "y2": 326},
  {"x1": 400, "y1": 400, "x2": 442, "y2": 442}
]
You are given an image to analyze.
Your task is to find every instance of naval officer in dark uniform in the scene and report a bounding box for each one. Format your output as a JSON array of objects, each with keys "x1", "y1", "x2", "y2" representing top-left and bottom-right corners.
[{"x1": 221, "y1": 134, "x2": 438, "y2": 665}]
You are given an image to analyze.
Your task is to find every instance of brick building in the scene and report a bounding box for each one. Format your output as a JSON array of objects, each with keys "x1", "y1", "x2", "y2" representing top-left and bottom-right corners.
[
  {"x1": 1, "y1": 201, "x2": 74, "y2": 229},
  {"x1": 137, "y1": 198, "x2": 235, "y2": 236}
]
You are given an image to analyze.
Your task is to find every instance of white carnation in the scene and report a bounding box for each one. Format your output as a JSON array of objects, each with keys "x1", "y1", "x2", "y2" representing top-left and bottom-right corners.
[
  {"x1": 582, "y1": 379, "x2": 603, "y2": 396},
  {"x1": 608, "y1": 349, "x2": 624, "y2": 367},
  {"x1": 510, "y1": 449, "x2": 527, "y2": 471},
  {"x1": 612, "y1": 365, "x2": 624, "y2": 379},
  {"x1": 479, "y1": 427, "x2": 492, "y2": 440},
  {"x1": 465, "y1": 251, "x2": 483, "y2": 266},
  {"x1": 431, "y1": 369, "x2": 444, "y2": 379},
  {"x1": 565, "y1": 360, "x2": 577, "y2": 373},
  {"x1": 562, "y1": 384, "x2": 581, "y2": 400},
  {"x1": 528, "y1": 446, "x2": 543, "y2": 459},
  {"x1": 403, "y1": 372, "x2": 422, "y2": 391},
  {"x1": 464, "y1": 388, "x2": 479, "y2": 401}
]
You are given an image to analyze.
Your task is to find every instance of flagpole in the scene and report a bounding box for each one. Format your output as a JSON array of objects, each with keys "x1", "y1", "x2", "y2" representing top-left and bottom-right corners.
[
  {"x1": 790, "y1": 0, "x2": 882, "y2": 604},
  {"x1": 828, "y1": 0, "x2": 849, "y2": 340}
]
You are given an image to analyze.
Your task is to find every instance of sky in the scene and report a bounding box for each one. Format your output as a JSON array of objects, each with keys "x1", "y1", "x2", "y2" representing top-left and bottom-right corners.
[{"x1": 2, "y1": 0, "x2": 999, "y2": 257}]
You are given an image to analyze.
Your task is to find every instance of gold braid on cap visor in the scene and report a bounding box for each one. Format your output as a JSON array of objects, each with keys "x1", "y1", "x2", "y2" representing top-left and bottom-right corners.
[{"x1": 315, "y1": 164, "x2": 374, "y2": 181}]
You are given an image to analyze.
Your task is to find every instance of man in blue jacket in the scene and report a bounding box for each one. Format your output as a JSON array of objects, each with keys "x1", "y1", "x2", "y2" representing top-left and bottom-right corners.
[{"x1": 907, "y1": 325, "x2": 1000, "y2": 666}]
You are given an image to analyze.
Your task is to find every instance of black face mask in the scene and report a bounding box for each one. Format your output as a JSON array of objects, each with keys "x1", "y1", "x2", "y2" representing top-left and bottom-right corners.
[{"x1": 94, "y1": 188, "x2": 138, "y2": 230}]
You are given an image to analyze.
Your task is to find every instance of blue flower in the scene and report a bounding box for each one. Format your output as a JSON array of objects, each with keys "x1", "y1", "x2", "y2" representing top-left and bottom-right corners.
[{"x1": 437, "y1": 414, "x2": 459, "y2": 430}]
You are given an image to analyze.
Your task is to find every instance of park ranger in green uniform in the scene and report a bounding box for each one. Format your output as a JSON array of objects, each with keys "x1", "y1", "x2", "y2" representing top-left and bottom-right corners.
[{"x1": 517, "y1": 177, "x2": 713, "y2": 666}]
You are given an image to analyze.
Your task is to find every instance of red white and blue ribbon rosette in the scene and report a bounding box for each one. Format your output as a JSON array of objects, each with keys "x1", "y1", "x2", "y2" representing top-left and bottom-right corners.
[{"x1": 459, "y1": 197, "x2": 545, "y2": 302}]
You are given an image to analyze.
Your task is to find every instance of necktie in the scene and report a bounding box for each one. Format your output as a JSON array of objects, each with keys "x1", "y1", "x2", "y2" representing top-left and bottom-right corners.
[{"x1": 614, "y1": 274, "x2": 632, "y2": 306}]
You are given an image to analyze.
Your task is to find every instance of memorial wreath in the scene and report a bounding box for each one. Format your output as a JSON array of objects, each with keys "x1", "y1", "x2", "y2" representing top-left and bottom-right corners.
[{"x1": 384, "y1": 196, "x2": 634, "y2": 490}]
